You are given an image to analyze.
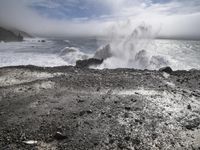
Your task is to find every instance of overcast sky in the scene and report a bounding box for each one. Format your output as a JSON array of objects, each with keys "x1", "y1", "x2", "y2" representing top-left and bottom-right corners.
[{"x1": 0, "y1": 0, "x2": 200, "y2": 38}]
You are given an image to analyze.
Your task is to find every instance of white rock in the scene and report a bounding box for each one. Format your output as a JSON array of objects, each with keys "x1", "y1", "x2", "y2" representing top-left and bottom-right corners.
[{"x1": 23, "y1": 140, "x2": 38, "y2": 145}]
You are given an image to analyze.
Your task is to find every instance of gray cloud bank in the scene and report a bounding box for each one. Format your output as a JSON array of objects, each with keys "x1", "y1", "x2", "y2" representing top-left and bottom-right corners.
[{"x1": 0, "y1": 0, "x2": 200, "y2": 39}]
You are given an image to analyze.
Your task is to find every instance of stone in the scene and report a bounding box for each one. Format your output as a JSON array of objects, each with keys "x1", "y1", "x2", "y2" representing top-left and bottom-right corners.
[
  {"x1": 54, "y1": 132, "x2": 67, "y2": 140},
  {"x1": 187, "y1": 104, "x2": 191, "y2": 110},
  {"x1": 76, "y1": 58, "x2": 103, "y2": 68},
  {"x1": 159, "y1": 66, "x2": 173, "y2": 74}
]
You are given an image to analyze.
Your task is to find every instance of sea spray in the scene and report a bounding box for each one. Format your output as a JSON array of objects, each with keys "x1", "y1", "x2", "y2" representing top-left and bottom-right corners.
[
  {"x1": 95, "y1": 22, "x2": 169, "y2": 69},
  {"x1": 59, "y1": 47, "x2": 90, "y2": 65}
]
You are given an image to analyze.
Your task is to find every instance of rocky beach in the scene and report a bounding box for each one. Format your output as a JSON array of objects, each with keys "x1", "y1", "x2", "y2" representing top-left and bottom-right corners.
[{"x1": 0, "y1": 65, "x2": 200, "y2": 149}]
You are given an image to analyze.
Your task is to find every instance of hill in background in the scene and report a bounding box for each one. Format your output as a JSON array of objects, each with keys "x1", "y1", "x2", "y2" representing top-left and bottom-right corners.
[{"x1": 0, "y1": 27, "x2": 32, "y2": 42}]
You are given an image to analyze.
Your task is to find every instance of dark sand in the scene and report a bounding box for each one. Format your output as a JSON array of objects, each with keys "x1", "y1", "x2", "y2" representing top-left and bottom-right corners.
[{"x1": 0, "y1": 65, "x2": 200, "y2": 149}]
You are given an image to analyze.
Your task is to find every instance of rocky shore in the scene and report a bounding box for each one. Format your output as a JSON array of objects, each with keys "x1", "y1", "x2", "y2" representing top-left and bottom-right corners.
[{"x1": 0, "y1": 65, "x2": 200, "y2": 149}]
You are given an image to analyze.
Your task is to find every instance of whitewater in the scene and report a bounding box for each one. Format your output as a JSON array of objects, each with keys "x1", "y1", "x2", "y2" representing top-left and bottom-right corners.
[{"x1": 0, "y1": 26, "x2": 200, "y2": 70}]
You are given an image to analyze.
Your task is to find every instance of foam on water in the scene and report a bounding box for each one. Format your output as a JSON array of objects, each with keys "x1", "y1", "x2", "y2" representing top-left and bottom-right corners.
[{"x1": 59, "y1": 47, "x2": 91, "y2": 65}]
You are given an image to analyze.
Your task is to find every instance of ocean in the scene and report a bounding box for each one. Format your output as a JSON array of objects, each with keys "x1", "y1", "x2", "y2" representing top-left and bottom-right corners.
[{"x1": 0, "y1": 37, "x2": 200, "y2": 70}]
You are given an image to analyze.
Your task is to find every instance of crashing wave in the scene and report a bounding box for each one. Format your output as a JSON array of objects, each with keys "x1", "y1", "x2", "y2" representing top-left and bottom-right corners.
[
  {"x1": 59, "y1": 47, "x2": 90, "y2": 65},
  {"x1": 94, "y1": 22, "x2": 169, "y2": 70},
  {"x1": 93, "y1": 44, "x2": 112, "y2": 60}
]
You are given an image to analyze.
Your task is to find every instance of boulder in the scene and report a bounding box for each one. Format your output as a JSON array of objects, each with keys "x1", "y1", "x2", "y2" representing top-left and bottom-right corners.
[
  {"x1": 76, "y1": 58, "x2": 103, "y2": 68},
  {"x1": 159, "y1": 66, "x2": 173, "y2": 74}
]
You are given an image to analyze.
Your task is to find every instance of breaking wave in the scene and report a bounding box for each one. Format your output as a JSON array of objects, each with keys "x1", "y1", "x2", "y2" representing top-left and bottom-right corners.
[
  {"x1": 93, "y1": 23, "x2": 169, "y2": 70},
  {"x1": 59, "y1": 47, "x2": 91, "y2": 65}
]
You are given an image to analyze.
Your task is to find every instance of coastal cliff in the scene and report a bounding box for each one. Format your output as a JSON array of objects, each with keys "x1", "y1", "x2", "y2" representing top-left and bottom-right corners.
[{"x1": 0, "y1": 27, "x2": 23, "y2": 42}]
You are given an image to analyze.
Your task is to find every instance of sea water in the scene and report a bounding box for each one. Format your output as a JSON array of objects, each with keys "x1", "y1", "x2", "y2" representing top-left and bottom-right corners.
[{"x1": 0, "y1": 37, "x2": 199, "y2": 70}]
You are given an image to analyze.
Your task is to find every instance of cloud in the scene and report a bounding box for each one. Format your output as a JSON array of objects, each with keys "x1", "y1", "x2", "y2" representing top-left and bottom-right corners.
[{"x1": 0, "y1": 0, "x2": 200, "y2": 38}]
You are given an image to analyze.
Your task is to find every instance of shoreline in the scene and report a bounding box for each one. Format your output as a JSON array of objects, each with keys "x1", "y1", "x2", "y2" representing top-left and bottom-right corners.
[{"x1": 0, "y1": 65, "x2": 200, "y2": 149}]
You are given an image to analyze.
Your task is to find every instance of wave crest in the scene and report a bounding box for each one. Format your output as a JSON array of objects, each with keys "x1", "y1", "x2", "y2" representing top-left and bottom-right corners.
[{"x1": 59, "y1": 47, "x2": 90, "y2": 65}]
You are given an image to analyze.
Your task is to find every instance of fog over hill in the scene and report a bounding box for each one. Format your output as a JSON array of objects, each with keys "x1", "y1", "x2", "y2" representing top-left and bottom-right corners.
[{"x1": 0, "y1": 27, "x2": 23, "y2": 42}]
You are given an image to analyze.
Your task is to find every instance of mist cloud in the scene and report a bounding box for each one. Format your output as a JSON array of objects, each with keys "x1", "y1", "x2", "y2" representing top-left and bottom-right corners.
[{"x1": 0, "y1": 0, "x2": 200, "y2": 38}]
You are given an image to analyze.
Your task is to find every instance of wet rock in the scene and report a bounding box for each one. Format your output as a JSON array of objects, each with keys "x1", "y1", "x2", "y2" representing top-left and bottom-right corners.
[
  {"x1": 76, "y1": 58, "x2": 103, "y2": 68},
  {"x1": 159, "y1": 66, "x2": 173, "y2": 74}
]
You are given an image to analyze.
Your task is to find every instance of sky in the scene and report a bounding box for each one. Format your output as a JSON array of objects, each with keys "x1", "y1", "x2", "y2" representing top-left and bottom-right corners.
[{"x1": 0, "y1": 0, "x2": 200, "y2": 38}]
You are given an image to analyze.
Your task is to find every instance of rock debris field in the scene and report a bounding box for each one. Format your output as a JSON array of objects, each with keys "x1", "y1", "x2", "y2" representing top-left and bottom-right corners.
[{"x1": 0, "y1": 65, "x2": 200, "y2": 150}]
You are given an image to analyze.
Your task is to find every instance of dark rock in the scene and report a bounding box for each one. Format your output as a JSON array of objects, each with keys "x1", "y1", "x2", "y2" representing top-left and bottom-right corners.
[
  {"x1": 135, "y1": 119, "x2": 143, "y2": 125},
  {"x1": 187, "y1": 104, "x2": 191, "y2": 110},
  {"x1": 79, "y1": 111, "x2": 86, "y2": 116},
  {"x1": 159, "y1": 66, "x2": 173, "y2": 74},
  {"x1": 0, "y1": 27, "x2": 23, "y2": 42},
  {"x1": 96, "y1": 87, "x2": 101, "y2": 92},
  {"x1": 86, "y1": 110, "x2": 93, "y2": 114},
  {"x1": 124, "y1": 112, "x2": 129, "y2": 118},
  {"x1": 109, "y1": 139, "x2": 115, "y2": 144},
  {"x1": 107, "y1": 114, "x2": 112, "y2": 118},
  {"x1": 124, "y1": 136, "x2": 130, "y2": 141},
  {"x1": 152, "y1": 133, "x2": 157, "y2": 140},
  {"x1": 76, "y1": 58, "x2": 103, "y2": 68},
  {"x1": 77, "y1": 99, "x2": 85, "y2": 103},
  {"x1": 185, "y1": 118, "x2": 200, "y2": 130},
  {"x1": 131, "y1": 99, "x2": 137, "y2": 102},
  {"x1": 132, "y1": 138, "x2": 141, "y2": 145},
  {"x1": 79, "y1": 110, "x2": 92, "y2": 116},
  {"x1": 54, "y1": 132, "x2": 67, "y2": 140},
  {"x1": 125, "y1": 106, "x2": 131, "y2": 111},
  {"x1": 192, "y1": 92, "x2": 200, "y2": 97},
  {"x1": 41, "y1": 40, "x2": 46, "y2": 43}
]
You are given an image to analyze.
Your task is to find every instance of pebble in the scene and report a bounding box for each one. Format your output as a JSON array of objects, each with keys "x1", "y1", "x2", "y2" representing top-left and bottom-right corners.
[{"x1": 23, "y1": 140, "x2": 38, "y2": 145}]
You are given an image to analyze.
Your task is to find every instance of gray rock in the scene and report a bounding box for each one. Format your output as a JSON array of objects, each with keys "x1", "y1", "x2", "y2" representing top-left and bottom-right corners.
[
  {"x1": 76, "y1": 58, "x2": 103, "y2": 68},
  {"x1": 159, "y1": 66, "x2": 173, "y2": 74}
]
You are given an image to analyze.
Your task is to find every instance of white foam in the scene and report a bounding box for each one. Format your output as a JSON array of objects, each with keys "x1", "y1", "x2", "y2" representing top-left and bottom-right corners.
[
  {"x1": 0, "y1": 38, "x2": 68, "y2": 67},
  {"x1": 59, "y1": 47, "x2": 91, "y2": 65},
  {"x1": 95, "y1": 22, "x2": 169, "y2": 70}
]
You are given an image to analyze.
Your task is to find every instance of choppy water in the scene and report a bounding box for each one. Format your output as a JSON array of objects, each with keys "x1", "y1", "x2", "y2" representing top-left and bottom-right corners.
[{"x1": 0, "y1": 37, "x2": 200, "y2": 70}]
